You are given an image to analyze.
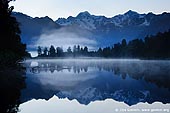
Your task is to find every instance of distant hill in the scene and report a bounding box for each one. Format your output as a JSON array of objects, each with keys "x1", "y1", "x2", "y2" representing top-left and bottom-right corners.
[{"x1": 12, "y1": 12, "x2": 60, "y2": 51}]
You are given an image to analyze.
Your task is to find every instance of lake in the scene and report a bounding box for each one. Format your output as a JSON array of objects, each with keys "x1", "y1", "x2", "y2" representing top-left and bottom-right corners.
[{"x1": 1, "y1": 59, "x2": 170, "y2": 113}]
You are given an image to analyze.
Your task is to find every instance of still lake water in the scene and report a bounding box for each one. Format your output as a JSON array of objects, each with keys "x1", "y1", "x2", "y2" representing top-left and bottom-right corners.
[{"x1": 19, "y1": 59, "x2": 170, "y2": 113}]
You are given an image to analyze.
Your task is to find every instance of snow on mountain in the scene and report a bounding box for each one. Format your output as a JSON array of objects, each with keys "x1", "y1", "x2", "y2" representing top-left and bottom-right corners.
[
  {"x1": 56, "y1": 10, "x2": 149, "y2": 30},
  {"x1": 57, "y1": 11, "x2": 97, "y2": 30},
  {"x1": 56, "y1": 10, "x2": 170, "y2": 32},
  {"x1": 140, "y1": 19, "x2": 150, "y2": 26}
]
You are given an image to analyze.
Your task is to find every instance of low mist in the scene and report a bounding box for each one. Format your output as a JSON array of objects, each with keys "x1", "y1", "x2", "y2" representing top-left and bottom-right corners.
[{"x1": 30, "y1": 28, "x2": 97, "y2": 51}]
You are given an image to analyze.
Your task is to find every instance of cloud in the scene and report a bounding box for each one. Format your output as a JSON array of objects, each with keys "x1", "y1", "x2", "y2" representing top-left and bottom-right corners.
[{"x1": 29, "y1": 28, "x2": 97, "y2": 51}]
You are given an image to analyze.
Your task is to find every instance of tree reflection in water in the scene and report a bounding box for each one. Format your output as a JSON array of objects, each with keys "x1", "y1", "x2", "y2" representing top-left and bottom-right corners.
[
  {"x1": 0, "y1": 67, "x2": 26, "y2": 113},
  {"x1": 27, "y1": 60, "x2": 170, "y2": 89}
]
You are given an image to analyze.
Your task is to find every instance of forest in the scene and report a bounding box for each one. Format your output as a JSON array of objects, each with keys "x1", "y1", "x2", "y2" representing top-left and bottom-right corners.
[{"x1": 37, "y1": 30, "x2": 170, "y2": 59}]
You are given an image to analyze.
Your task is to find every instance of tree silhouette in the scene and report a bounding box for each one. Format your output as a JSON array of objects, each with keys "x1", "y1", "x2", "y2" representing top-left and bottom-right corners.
[
  {"x1": 113, "y1": 43, "x2": 121, "y2": 57},
  {"x1": 83, "y1": 46, "x2": 88, "y2": 56},
  {"x1": 37, "y1": 46, "x2": 42, "y2": 57},
  {"x1": 49, "y1": 45, "x2": 56, "y2": 57},
  {"x1": 77, "y1": 45, "x2": 80, "y2": 53},
  {"x1": 0, "y1": 0, "x2": 27, "y2": 67},
  {"x1": 121, "y1": 39, "x2": 127, "y2": 47},
  {"x1": 97, "y1": 48, "x2": 103, "y2": 57},
  {"x1": 67, "y1": 46, "x2": 72, "y2": 54},
  {"x1": 43, "y1": 47, "x2": 48, "y2": 57},
  {"x1": 56, "y1": 47, "x2": 63, "y2": 57},
  {"x1": 36, "y1": 31, "x2": 170, "y2": 59}
]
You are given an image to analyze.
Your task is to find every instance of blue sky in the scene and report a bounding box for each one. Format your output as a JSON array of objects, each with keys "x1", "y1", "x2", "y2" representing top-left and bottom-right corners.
[{"x1": 10, "y1": 0, "x2": 170, "y2": 20}]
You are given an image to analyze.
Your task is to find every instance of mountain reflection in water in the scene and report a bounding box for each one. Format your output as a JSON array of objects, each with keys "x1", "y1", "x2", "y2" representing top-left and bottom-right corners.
[{"x1": 22, "y1": 59, "x2": 170, "y2": 106}]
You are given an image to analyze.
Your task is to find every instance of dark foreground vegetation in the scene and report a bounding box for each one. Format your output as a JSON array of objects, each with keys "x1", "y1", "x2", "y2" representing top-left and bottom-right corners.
[
  {"x1": 37, "y1": 30, "x2": 170, "y2": 59},
  {"x1": 0, "y1": 0, "x2": 29, "y2": 68},
  {"x1": 0, "y1": 1, "x2": 27, "y2": 112}
]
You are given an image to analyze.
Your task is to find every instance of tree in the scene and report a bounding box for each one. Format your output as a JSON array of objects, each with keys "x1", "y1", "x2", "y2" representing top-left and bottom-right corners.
[
  {"x1": 103, "y1": 47, "x2": 111, "y2": 57},
  {"x1": 73, "y1": 45, "x2": 77, "y2": 53},
  {"x1": 43, "y1": 47, "x2": 48, "y2": 57},
  {"x1": 97, "y1": 48, "x2": 103, "y2": 57},
  {"x1": 80, "y1": 47, "x2": 83, "y2": 52},
  {"x1": 84, "y1": 46, "x2": 88, "y2": 52},
  {"x1": 67, "y1": 46, "x2": 72, "y2": 54},
  {"x1": 121, "y1": 39, "x2": 128, "y2": 57},
  {"x1": 73, "y1": 45, "x2": 77, "y2": 57},
  {"x1": 77, "y1": 45, "x2": 80, "y2": 55},
  {"x1": 49, "y1": 45, "x2": 56, "y2": 57},
  {"x1": 128, "y1": 39, "x2": 144, "y2": 58},
  {"x1": 113, "y1": 43, "x2": 121, "y2": 57},
  {"x1": 37, "y1": 46, "x2": 42, "y2": 57},
  {"x1": 0, "y1": 0, "x2": 27, "y2": 67},
  {"x1": 56, "y1": 47, "x2": 63, "y2": 57},
  {"x1": 121, "y1": 39, "x2": 127, "y2": 47},
  {"x1": 66, "y1": 46, "x2": 72, "y2": 57},
  {"x1": 84, "y1": 46, "x2": 88, "y2": 56}
]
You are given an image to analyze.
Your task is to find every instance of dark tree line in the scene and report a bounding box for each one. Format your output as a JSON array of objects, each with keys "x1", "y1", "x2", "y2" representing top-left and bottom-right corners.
[
  {"x1": 37, "y1": 45, "x2": 89, "y2": 57},
  {"x1": 110, "y1": 30, "x2": 170, "y2": 59},
  {"x1": 0, "y1": 0, "x2": 29, "y2": 67},
  {"x1": 37, "y1": 30, "x2": 170, "y2": 59},
  {"x1": 101, "y1": 30, "x2": 170, "y2": 59}
]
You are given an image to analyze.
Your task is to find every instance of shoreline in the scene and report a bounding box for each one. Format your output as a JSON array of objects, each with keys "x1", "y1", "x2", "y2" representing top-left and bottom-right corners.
[{"x1": 24, "y1": 57, "x2": 170, "y2": 62}]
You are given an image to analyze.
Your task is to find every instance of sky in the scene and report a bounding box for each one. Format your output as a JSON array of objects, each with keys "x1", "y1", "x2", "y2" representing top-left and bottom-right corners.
[{"x1": 10, "y1": 0, "x2": 170, "y2": 20}]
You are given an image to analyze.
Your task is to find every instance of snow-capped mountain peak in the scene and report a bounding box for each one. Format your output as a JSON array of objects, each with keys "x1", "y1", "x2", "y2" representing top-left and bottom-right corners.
[
  {"x1": 55, "y1": 10, "x2": 155, "y2": 30},
  {"x1": 56, "y1": 11, "x2": 97, "y2": 30}
]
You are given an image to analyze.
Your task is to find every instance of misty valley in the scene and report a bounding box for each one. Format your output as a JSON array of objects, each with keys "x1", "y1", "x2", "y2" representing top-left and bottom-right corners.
[{"x1": 1, "y1": 59, "x2": 170, "y2": 113}]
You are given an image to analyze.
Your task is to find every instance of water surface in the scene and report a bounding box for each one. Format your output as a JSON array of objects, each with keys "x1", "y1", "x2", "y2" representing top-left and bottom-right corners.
[{"x1": 20, "y1": 59, "x2": 170, "y2": 112}]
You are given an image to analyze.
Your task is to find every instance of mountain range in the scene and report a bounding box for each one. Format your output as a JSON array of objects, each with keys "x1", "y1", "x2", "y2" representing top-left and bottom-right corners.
[{"x1": 12, "y1": 10, "x2": 170, "y2": 52}]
